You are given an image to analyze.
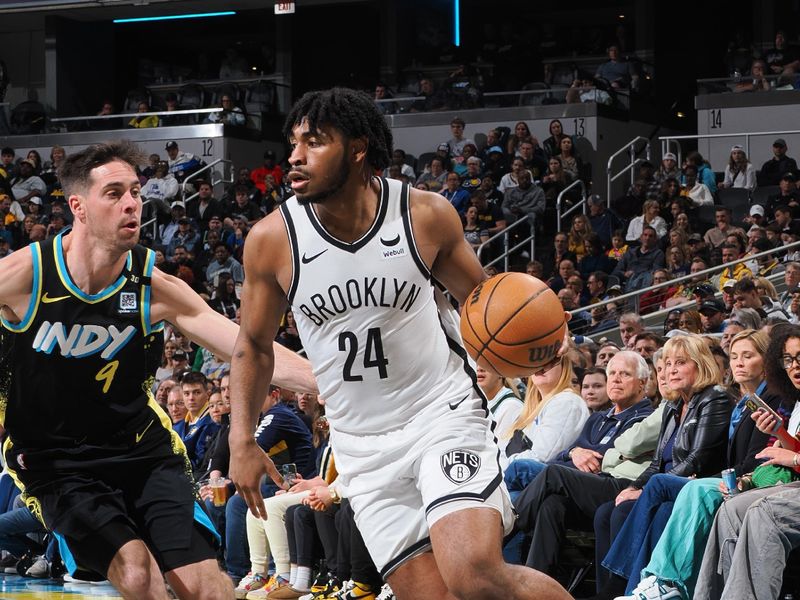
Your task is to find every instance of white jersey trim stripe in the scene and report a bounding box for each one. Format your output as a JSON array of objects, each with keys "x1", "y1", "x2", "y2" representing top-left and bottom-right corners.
[
  {"x1": 400, "y1": 182, "x2": 432, "y2": 280},
  {"x1": 279, "y1": 203, "x2": 301, "y2": 305}
]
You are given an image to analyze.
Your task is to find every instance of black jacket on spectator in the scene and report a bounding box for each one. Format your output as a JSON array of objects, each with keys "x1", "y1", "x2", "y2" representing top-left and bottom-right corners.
[
  {"x1": 760, "y1": 156, "x2": 799, "y2": 186},
  {"x1": 728, "y1": 389, "x2": 781, "y2": 477},
  {"x1": 589, "y1": 210, "x2": 623, "y2": 249},
  {"x1": 632, "y1": 384, "x2": 732, "y2": 489}
]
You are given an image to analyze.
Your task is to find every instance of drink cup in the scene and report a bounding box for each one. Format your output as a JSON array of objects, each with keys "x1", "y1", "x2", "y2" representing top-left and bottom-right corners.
[
  {"x1": 210, "y1": 477, "x2": 228, "y2": 507},
  {"x1": 722, "y1": 468, "x2": 737, "y2": 496}
]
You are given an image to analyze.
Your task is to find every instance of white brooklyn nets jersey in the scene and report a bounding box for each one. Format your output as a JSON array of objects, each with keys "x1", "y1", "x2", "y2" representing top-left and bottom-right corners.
[{"x1": 280, "y1": 177, "x2": 482, "y2": 436}]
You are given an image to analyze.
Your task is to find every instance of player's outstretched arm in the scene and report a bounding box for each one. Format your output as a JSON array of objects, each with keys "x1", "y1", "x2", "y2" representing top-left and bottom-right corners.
[
  {"x1": 410, "y1": 189, "x2": 487, "y2": 304},
  {"x1": 229, "y1": 217, "x2": 293, "y2": 519},
  {"x1": 150, "y1": 269, "x2": 317, "y2": 394},
  {"x1": 0, "y1": 247, "x2": 35, "y2": 326}
]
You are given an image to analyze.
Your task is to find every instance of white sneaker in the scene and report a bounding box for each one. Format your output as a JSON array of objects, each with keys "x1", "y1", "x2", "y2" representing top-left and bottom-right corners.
[
  {"x1": 376, "y1": 583, "x2": 395, "y2": 600},
  {"x1": 236, "y1": 572, "x2": 268, "y2": 599},
  {"x1": 25, "y1": 556, "x2": 49, "y2": 578},
  {"x1": 64, "y1": 573, "x2": 92, "y2": 584},
  {"x1": 614, "y1": 575, "x2": 681, "y2": 600}
]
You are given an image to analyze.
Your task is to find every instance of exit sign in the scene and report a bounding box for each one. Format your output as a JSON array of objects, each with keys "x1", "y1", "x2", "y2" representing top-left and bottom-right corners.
[{"x1": 275, "y1": 2, "x2": 295, "y2": 13}]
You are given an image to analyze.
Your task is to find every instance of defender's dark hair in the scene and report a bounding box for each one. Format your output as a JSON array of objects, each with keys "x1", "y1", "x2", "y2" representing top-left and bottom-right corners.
[
  {"x1": 283, "y1": 87, "x2": 393, "y2": 172},
  {"x1": 58, "y1": 140, "x2": 146, "y2": 198},
  {"x1": 764, "y1": 323, "x2": 800, "y2": 402}
]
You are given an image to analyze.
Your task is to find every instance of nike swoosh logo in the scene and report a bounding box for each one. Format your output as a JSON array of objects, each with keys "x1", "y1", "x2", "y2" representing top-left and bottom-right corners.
[
  {"x1": 449, "y1": 394, "x2": 471, "y2": 410},
  {"x1": 301, "y1": 249, "x2": 328, "y2": 264},
  {"x1": 41, "y1": 293, "x2": 71, "y2": 304},
  {"x1": 380, "y1": 234, "x2": 401, "y2": 246},
  {"x1": 135, "y1": 419, "x2": 154, "y2": 444}
]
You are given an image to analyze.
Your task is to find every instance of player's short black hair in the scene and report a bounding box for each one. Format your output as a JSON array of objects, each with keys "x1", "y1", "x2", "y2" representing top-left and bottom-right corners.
[
  {"x1": 283, "y1": 87, "x2": 393, "y2": 172},
  {"x1": 59, "y1": 140, "x2": 146, "y2": 198}
]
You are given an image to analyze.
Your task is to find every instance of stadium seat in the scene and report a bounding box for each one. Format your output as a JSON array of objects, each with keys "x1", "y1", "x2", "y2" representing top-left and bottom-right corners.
[
  {"x1": 245, "y1": 80, "x2": 276, "y2": 115},
  {"x1": 695, "y1": 205, "x2": 718, "y2": 229},
  {"x1": 178, "y1": 83, "x2": 208, "y2": 110},
  {"x1": 122, "y1": 87, "x2": 152, "y2": 113},
  {"x1": 717, "y1": 187, "x2": 750, "y2": 208},
  {"x1": 519, "y1": 82, "x2": 551, "y2": 106},
  {"x1": 751, "y1": 185, "x2": 779, "y2": 206},
  {"x1": 416, "y1": 151, "x2": 436, "y2": 172},
  {"x1": 213, "y1": 82, "x2": 243, "y2": 105}
]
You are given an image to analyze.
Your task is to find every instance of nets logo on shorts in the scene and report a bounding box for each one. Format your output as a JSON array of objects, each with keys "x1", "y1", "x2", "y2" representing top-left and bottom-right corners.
[{"x1": 440, "y1": 449, "x2": 481, "y2": 484}]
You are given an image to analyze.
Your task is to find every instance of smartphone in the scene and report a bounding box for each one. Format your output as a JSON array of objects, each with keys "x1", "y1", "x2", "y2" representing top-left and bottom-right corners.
[{"x1": 744, "y1": 393, "x2": 782, "y2": 429}]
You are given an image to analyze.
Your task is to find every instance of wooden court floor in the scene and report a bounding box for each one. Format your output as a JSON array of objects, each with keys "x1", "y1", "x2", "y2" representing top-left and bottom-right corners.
[{"x1": 0, "y1": 574, "x2": 121, "y2": 599}]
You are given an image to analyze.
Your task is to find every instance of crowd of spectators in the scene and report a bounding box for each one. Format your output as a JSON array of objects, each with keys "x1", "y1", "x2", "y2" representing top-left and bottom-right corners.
[{"x1": 4, "y1": 107, "x2": 800, "y2": 597}]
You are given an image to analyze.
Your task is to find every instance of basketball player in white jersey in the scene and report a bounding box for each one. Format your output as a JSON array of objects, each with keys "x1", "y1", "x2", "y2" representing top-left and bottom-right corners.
[{"x1": 229, "y1": 89, "x2": 569, "y2": 599}]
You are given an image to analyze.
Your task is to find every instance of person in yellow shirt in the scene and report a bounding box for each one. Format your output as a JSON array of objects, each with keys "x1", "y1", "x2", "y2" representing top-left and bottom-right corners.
[
  {"x1": 128, "y1": 101, "x2": 160, "y2": 128},
  {"x1": 717, "y1": 243, "x2": 753, "y2": 291}
]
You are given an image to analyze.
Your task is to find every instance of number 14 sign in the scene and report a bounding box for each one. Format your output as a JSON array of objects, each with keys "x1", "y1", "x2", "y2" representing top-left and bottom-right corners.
[{"x1": 275, "y1": 2, "x2": 295, "y2": 14}]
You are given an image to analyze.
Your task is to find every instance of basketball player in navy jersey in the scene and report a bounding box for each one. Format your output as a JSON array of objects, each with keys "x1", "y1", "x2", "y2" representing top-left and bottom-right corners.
[
  {"x1": 0, "y1": 141, "x2": 315, "y2": 599},
  {"x1": 229, "y1": 89, "x2": 570, "y2": 599}
]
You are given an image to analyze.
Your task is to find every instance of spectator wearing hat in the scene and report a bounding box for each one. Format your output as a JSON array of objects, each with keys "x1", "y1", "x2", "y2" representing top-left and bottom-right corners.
[
  {"x1": 718, "y1": 243, "x2": 753, "y2": 290},
  {"x1": 760, "y1": 138, "x2": 798, "y2": 186},
  {"x1": 654, "y1": 153, "x2": 681, "y2": 188},
  {"x1": 159, "y1": 200, "x2": 187, "y2": 246},
  {"x1": 588, "y1": 194, "x2": 622, "y2": 249},
  {"x1": 720, "y1": 145, "x2": 757, "y2": 190},
  {"x1": 781, "y1": 220, "x2": 800, "y2": 262},
  {"x1": 9, "y1": 159, "x2": 45, "y2": 207},
  {"x1": 250, "y1": 150, "x2": 283, "y2": 195},
  {"x1": 766, "y1": 174, "x2": 800, "y2": 218},
  {"x1": 692, "y1": 282, "x2": 717, "y2": 307},
  {"x1": 743, "y1": 204, "x2": 766, "y2": 229},
  {"x1": 165, "y1": 140, "x2": 203, "y2": 183},
  {"x1": 166, "y1": 214, "x2": 201, "y2": 259},
  {"x1": 482, "y1": 146, "x2": 508, "y2": 183},
  {"x1": 721, "y1": 278, "x2": 737, "y2": 311},
  {"x1": 699, "y1": 299, "x2": 727, "y2": 333}
]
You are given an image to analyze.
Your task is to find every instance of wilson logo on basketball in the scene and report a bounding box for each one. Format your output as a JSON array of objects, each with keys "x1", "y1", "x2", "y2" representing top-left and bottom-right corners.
[
  {"x1": 440, "y1": 449, "x2": 481, "y2": 484},
  {"x1": 469, "y1": 282, "x2": 485, "y2": 306},
  {"x1": 528, "y1": 341, "x2": 562, "y2": 364}
]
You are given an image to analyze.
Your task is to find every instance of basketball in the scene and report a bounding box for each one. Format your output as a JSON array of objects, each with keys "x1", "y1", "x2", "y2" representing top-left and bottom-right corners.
[{"x1": 460, "y1": 273, "x2": 567, "y2": 378}]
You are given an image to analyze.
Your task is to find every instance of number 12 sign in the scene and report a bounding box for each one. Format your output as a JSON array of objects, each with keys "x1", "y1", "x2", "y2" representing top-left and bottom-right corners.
[{"x1": 275, "y1": 2, "x2": 295, "y2": 14}]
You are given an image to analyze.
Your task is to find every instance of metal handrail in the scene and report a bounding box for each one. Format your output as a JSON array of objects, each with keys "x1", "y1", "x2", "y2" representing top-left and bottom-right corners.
[
  {"x1": 556, "y1": 179, "x2": 587, "y2": 230},
  {"x1": 181, "y1": 158, "x2": 235, "y2": 205},
  {"x1": 476, "y1": 215, "x2": 535, "y2": 272},
  {"x1": 570, "y1": 238, "x2": 800, "y2": 316},
  {"x1": 659, "y1": 129, "x2": 800, "y2": 166},
  {"x1": 606, "y1": 136, "x2": 650, "y2": 208}
]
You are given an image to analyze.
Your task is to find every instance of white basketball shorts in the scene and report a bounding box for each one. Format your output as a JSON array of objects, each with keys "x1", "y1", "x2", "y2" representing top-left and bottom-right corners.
[{"x1": 329, "y1": 396, "x2": 516, "y2": 578}]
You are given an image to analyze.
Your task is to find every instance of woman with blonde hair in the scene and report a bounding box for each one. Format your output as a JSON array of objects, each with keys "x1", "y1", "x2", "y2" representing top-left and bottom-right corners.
[
  {"x1": 568, "y1": 213, "x2": 592, "y2": 261},
  {"x1": 588, "y1": 333, "x2": 734, "y2": 597},
  {"x1": 608, "y1": 329, "x2": 779, "y2": 600},
  {"x1": 503, "y1": 354, "x2": 589, "y2": 470},
  {"x1": 626, "y1": 199, "x2": 668, "y2": 241},
  {"x1": 754, "y1": 276, "x2": 778, "y2": 300}
]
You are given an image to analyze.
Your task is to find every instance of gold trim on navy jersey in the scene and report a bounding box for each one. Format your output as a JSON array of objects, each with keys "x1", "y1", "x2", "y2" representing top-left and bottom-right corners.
[
  {"x1": 54, "y1": 233, "x2": 132, "y2": 304},
  {"x1": 1, "y1": 243, "x2": 43, "y2": 333}
]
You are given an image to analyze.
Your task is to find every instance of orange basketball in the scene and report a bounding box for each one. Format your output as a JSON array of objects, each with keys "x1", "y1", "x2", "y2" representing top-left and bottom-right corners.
[{"x1": 460, "y1": 273, "x2": 567, "y2": 378}]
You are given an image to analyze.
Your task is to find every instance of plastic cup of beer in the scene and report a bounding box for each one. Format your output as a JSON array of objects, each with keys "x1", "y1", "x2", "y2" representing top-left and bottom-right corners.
[{"x1": 210, "y1": 477, "x2": 228, "y2": 507}]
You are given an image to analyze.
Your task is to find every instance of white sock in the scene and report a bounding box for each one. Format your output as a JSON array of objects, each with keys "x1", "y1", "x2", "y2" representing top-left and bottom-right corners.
[
  {"x1": 295, "y1": 566, "x2": 312, "y2": 591},
  {"x1": 289, "y1": 565, "x2": 297, "y2": 586}
]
